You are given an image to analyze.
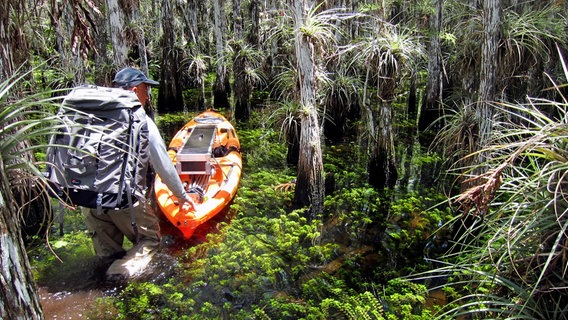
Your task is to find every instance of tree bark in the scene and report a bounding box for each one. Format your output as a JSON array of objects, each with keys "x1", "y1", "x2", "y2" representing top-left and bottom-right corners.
[
  {"x1": 91, "y1": 0, "x2": 112, "y2": 86},
  {"x1": 418, "y1": 0, "x2": 443, "y2": 144},
  {"x1": 128, "y1": 0, "x2": 149, "y2": 75},
  {"x1": 477, "y1": 0, "x2": 500, "y2": 149},
  {"x1": 292, "y1": 0, "x2": 325, "y2": 219},
  {"x1": 158, "y1": 0, "x2": 184, "y2": 112},
  {"x1": 0, "y1": 0, "x2": 30, "y2": 82},
  {"x1": 369, "y1": 99, "x2": 398, "y2": 189},
  {"x1": 107, "y1": 0, "x2": 128, "y2": 67},
  {"x1": 1, "y1": 170, "x2": 44, "y2": 319},
  {"x1": 213, "y1": 0, "x2": 230, "y2": 110},
  {"x1": 233, "y1": 0, "x2": 251, "y2": 121},
  {"x1": 247, "y1": 0, "x2": 260, "y2": 47},
  {"x1": 418, "y1": 0, "x2": 443, "y2": 186}
]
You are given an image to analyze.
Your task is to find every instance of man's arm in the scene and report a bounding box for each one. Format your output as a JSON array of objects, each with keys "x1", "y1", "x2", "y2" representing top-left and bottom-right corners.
[{"x1": 146, "y1": 117, "x2": 194, "y2": 208}]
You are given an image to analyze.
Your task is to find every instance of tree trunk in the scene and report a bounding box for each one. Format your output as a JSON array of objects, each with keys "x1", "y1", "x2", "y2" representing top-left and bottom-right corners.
[
  {"x1": 0, "y1": 0, "x2": 30, "y2": 81},
  {"x1": 158, "y1": 0, "x2": 184, "y2": 112},
  {"x1": 183, "y1": 0, "x2": 199, "y2": 45},
  {"x1": 107, "y1": 0, "x2": 128, "y2": 67},
  {"x1": 292, "y1": 0, "x2": 325, "y2": 219},
  {"x1": 418, "y1": 0, "x2": 443, "y2": 145},
  {"x1": 247, "y1": 0, "x2": 260, "y2": 47},
  {"x1": 399, "y1": 72, "x2": 417, "y2": 191},
  {"x1": 128, "y1": 0, "x2": 149, "y2": 75},
  {"x1": 91, "y1": 0, "x2": 112, "y2": 86},
  {"x1": 369, "y1": 100, "x2": 398, "y2": 189},
  {"x1": 213, "y1": 0, "x2": 230, "y2": 111},
  {"x1": 233, "y1": 0, "x2": 251, "y2": 121},
  {"x1": 1, "y1": 170, "x2": 44, "y2": 319},
  {"x1": 418, "y1": 0, "x2": 443, "y2": 186},
  {"x1": 477, "y1": 0, "x2": 500, "y2": 149}
]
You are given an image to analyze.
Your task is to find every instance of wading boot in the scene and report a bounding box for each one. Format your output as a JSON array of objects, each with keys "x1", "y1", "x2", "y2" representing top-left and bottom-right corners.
[{"x1": 105, "y1": 240, "x2": 160, "y2": 284}]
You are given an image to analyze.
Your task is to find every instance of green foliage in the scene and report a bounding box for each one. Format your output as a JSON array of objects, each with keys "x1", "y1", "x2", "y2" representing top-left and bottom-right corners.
[
  {"x1": 322, "y1": 291, "x2": 385, "y2": 320},
  {"x1": 172, "y1": 208, "x2": 333, "y2": 318},
  {"x1": 29, "y1": 230, "x2": 95, "y2": 285},
  {"x1": 237, "y1": 127, "x2": 289, "y2": 170},
  {"x1": 383, "y1": 279, "x2": 429, "y2": 319},
  {"x1": 324, "y1": 186, "x2": 380, "y2": 242},
  {"x1": 385, "y1": 192, "x2": 451, "y2": 253},
  {"x1": 115, "y1": 282, "x2": 194, "y2": 320},
  {"x1": 155, "y1": 112, "x2": 193, "y2": 144},
  {"x1": 83, "y1": 297, "x2": 120, "y2": 320}
]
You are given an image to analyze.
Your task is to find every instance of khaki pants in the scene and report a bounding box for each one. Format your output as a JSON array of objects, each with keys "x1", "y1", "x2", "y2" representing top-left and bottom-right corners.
[{"x1": 82, "y1": 198, "x2": 161, "y2": 258}]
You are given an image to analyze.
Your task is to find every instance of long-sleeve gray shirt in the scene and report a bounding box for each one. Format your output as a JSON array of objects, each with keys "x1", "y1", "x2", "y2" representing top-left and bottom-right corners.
[{"x1": 146, "y1": 117, "x2": 186, "y2": 199}]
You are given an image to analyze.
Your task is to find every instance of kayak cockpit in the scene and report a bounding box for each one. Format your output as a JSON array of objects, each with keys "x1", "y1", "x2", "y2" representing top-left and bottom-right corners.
[{"x1": 176, "y1": 124, "x2": 217, "y2": 201}]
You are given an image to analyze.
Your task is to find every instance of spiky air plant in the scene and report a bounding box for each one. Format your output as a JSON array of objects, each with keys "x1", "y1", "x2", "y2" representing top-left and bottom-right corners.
[
  {"x1": 411, "y1": 53, "x2": 568, "y2": 319},
  {"x1": 500, "y1": 5, "x2": 564, "y2": 81},
  {"x1": 350, "y1": 21, "x2": 423, "y2": 189},
  {"x1": 182, "y1": 52, "x2": 210, "y2": 109},
  {"x1": 228, "y1": 39, "x2": 267, "y2": 121},
  {"x1": 0, "y1": 72, "x2": 64, "y2": 235},
  {"x1": 431, "y1": 103, "x2": 479, "y2": 177}
]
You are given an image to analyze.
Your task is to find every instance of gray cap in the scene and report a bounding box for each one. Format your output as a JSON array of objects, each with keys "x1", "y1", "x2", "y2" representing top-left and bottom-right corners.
[{"x1": 113, "y1": 67, "x2": 159, "y2": 88}]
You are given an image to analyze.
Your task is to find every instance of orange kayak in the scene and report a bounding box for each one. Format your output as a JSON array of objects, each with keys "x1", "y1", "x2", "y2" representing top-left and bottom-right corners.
[{"x1": 154, "y1": 111, "x2": 242, "y2": 239}]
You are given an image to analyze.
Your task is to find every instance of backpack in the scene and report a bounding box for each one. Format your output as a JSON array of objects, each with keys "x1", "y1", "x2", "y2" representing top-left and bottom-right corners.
[{"x1": 46, "y1": 85, "x2": 150, "y2": 211}]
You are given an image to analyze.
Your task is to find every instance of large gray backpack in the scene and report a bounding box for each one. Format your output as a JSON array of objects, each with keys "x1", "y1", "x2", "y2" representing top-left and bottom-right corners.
[{"x1": 47, "y1": 85, "x2": 150, "y2": 211}]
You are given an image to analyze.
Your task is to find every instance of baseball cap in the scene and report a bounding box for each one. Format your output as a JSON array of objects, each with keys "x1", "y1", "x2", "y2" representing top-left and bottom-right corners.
[{"x1": 113, "y1": 67, "x2": 159, "y2": 88}]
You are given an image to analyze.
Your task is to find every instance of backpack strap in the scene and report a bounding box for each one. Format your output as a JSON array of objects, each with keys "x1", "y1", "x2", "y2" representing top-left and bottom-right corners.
[
  {"x1": 126, "y1": 109, "x2": 140, "y2": 245},
  {"x1": 125, "y1": 183, "x2": 139, "y2": 245}
]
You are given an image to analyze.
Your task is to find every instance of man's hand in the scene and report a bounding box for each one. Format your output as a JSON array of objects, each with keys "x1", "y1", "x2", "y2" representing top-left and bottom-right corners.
[{"x1": 178, "y1": 193, "x2": 195, "y2": 211}]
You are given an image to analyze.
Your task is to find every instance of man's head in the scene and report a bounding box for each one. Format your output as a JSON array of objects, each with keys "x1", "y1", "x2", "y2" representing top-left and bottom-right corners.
[{"x1": 113, "y1": 67, "x2": 158, "y2": 107}]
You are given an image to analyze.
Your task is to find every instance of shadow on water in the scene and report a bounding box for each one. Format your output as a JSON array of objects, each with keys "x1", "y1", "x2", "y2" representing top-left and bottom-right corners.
[{"x1": 38, "y1": 205, "x2": 234, "y2": 319}]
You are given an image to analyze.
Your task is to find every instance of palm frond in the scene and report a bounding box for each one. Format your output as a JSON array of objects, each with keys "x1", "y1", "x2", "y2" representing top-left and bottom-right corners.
[{"x1": 0, "y1": 69, "x2": 65, "y2": 226}]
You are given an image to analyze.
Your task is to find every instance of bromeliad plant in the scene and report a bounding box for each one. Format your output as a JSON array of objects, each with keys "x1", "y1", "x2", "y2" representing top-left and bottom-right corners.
[{"x1": 419, "y1": 55, "x2": 568, "y2": 319}]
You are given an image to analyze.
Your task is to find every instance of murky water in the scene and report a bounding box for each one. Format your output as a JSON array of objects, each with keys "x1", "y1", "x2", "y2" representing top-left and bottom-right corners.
[
  {"x1": 38, "y1": 250, "x2": 177, "y2": 319},
  {"x1": 39, "y1": 288, "x2": 103, "y2": 320}
]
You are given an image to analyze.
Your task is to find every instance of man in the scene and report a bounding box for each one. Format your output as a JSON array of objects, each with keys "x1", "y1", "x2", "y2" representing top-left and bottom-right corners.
[{"x1": 82, "y1": 67, "x2": 193, "y2": 283}]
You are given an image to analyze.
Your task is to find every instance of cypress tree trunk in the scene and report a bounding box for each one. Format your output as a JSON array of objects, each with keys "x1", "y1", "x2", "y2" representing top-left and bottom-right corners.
[
  {"x1": 129, "y1": 0, "x2": 149, "y2": 75},
  {"x1": 247, "y1": 0, "x2": 260, "y2": 47},
  {"x1": 0, "y1": 0, "x2": 30, "y2": 81},
  {"x1": 158, "y1": 0, "x2": 184, "y2": 112},
  {"x1": 213, "y1": 0, "x2": 230, "y2": 110},
  {"x1": 418, "y1": 0, "x2": 443, "y2": 145},
  {"x1": 107, "y1": 0, "x2": 128, "y2": 67},
  {"x1": 369, "y1": 100, "x2": 398, "y2": 189},
  {"x1": 0, "y1": 167, "x2": 44, "y2": 319},
  {"x1": 233, "y1": 0, "x2": 251, "y2": 121},
  {"x1": 418, "y1": 0, "x2": 443, "y2": 186},
  {"x1": 477, "y1": 0, "x2": 500, "y2": 149},
  {"x1": 293, "y1": 0, "x2": 325, "y2": 219}
]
